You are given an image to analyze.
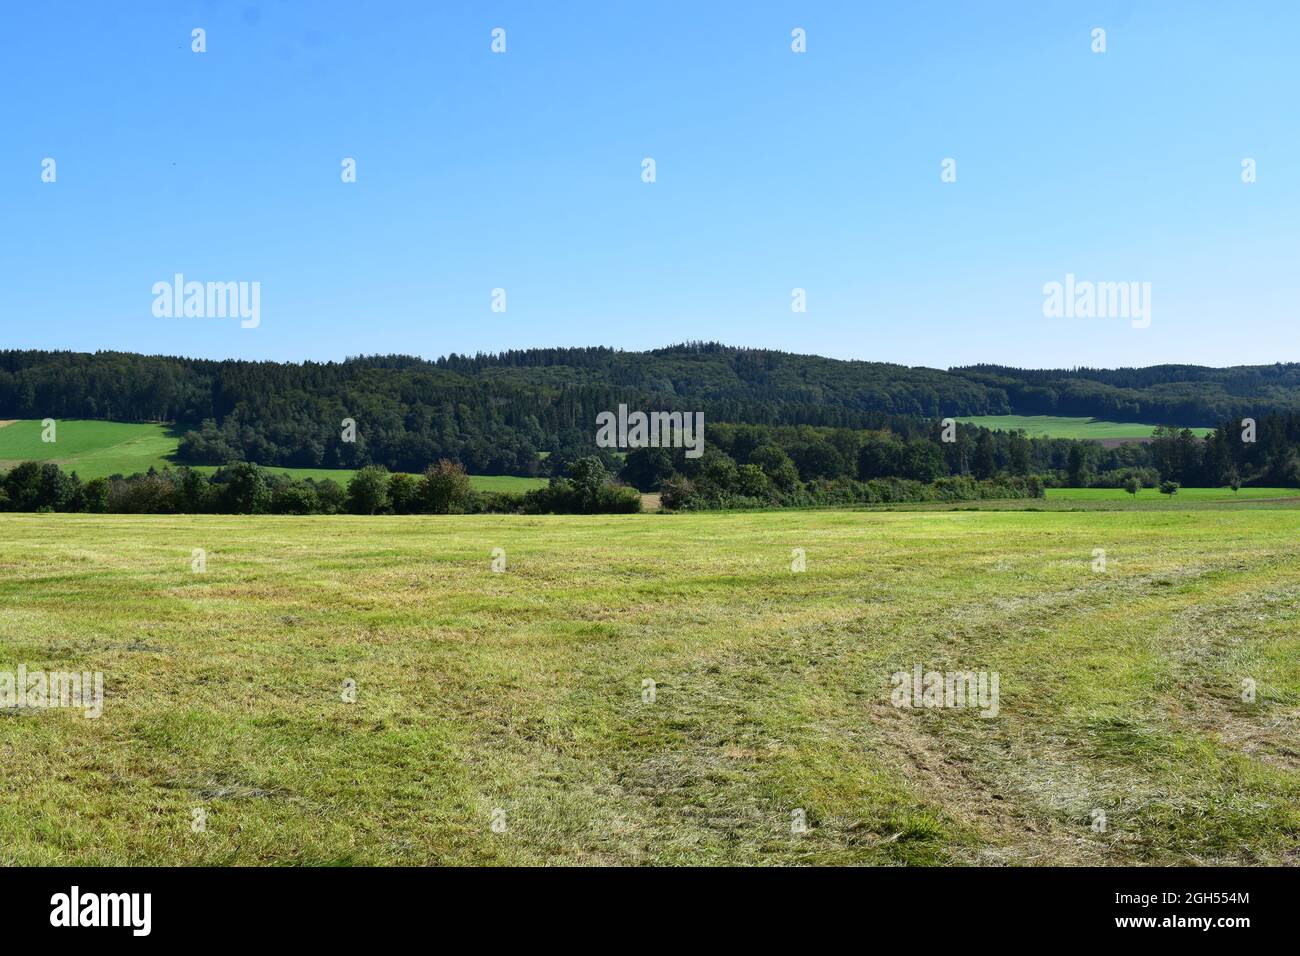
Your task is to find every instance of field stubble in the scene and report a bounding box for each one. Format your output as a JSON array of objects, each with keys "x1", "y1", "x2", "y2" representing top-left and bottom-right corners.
[{"x1": 0, "y1": 507, "x2": 1297, "y2": 865}]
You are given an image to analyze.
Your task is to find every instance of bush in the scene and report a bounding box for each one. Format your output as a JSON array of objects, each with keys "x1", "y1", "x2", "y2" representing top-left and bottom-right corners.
[
  {"x1": 219, "y1": 462, "x2": 272, "y2": 514},
  {"x1": 3, "y1": 462, "x2": 45, "y2": 512},
  {"x1": 347, "y1": 466, "x2": 391, "y2": 514},
  {"x1": 109, "y1": 470, "x2": 179, "y2": 513},
  {"x1": 595, "y1": 483, "x2": 642, "y2": 513},
  {"x1": 271, "y1": 482, "x2": 320, "y2": 515},
  {"x1": 519, "y1": 459, "x2": 642, "y2": 514},
  {"x1": 621, "y1": 447, "x2": 675, "y2": 492},
  {"x1": 178, "y1": 469, "x2": 212, "y2": 512},
  {"x1": 314, "y1": 479, "x2": 347, "y2": 514},
  {"x1": 388, "y1": 472, "x2": 422, "y2": 514},
  {"x1": 749, "y1": 444, "x2": 801, "y2": 493},
  {"x1": 419, "y1": 460, "x2": 473, "y2": 514},
  {"x1": 474, "y1": 490, "x2": 523, "y2": 514},
  {"x1": 658, "y1": 475, "x2": 695, "y2": 511},
  {"x1": 735, "y1": 463, "x2": 772, "y2": 500}
]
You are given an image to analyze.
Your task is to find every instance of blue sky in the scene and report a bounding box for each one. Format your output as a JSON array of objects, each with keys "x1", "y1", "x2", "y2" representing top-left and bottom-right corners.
[{"x1": 2, "y1": 1, "x2": 1296, "y2": 368}]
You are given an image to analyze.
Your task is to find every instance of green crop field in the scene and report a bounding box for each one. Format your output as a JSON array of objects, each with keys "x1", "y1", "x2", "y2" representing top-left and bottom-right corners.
[
  {"x1": 0, "y1": 419, "x2": 178, "y2": 477},
  {"x1": 457, "y1": 474, "x2": 550, "y2": 494},
  {"x1": 0, "y1": 419, "x2": 546, "y2": 492},
  {"x1": 2, "y1": 506, "x2": 1297, "y2": 866},
  {"x1": 955, "y1": 415, "x2": 1214, "y2": 440}
]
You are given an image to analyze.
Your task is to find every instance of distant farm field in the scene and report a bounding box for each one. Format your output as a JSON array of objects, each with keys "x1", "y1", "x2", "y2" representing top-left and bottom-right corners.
[
  {"x1": 457, "y1": 474, "x2": 550, "y2": 494},
  {"x1": 955, "y1": 415, "x2": 1214, "y2": 440},
  {"x1": 0, "y1": 419, "x2": 547, "y2": 492},
  {"x1": 0, "y1": 419, "x2": 178, "y2": 477},
  {"x1": 2, "y1": 507, "x2": 1297, "y2": 865},
  {"x1": 1047, "y1": 486, "x2": 1291, "y2": 501}
]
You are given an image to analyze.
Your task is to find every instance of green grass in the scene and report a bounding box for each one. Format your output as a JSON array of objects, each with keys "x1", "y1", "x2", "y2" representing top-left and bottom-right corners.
[
  {"x1": 0, "y1": 419, "x2": 547, "y2": 492},
  {"x1": 1048, "y1": 486, "x2": 1291, "y2": 501},
  {"x1": 459, "y1": 474, "x2": 549, "y2": 493},
  {"x1": 955, "y1": 415, "x2": 1214, "y2": 439},
  {"x1": 2, "y1": 505, "x2": 1297, "y2": 865},
  {"x1": 0, "y1": 419, "x2": 178, "y2": 477}
]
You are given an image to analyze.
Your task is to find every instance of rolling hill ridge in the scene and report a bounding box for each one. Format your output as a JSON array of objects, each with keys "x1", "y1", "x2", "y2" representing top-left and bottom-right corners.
[{"x1": 3, "y1": 344, "x2": 1298, "y2": 475}]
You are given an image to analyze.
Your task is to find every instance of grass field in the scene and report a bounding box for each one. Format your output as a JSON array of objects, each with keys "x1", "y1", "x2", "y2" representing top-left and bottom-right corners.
[
  {"x1": 0, "y1": 419, "x2": 178, "y2": 477},
  {"x1": 2, "y1": 506, "x2": 1297, "y2": 865},
  {"x1": 956, "y1": 415, "x2": 1214, "y2": 440},
  {"x1": 457, "y1": 474, "x2": 549, "y2": 494},
  {"x1": 0, "y1": 419, "x2": 547, "y2": 493},
  {"x1": 1047, "y1": 487, "x2": 1290, "y2": 501},
  {"x1": 867, "y1": 494, "x2": 1300, "y2": 513}
]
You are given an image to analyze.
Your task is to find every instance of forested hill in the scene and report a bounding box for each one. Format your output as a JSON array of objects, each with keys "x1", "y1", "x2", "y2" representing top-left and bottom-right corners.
[
  {"x1": 416, "y1": 345, "x2": 1300, "y2": 425},
  {"x1": 953, "y1": 363, "x2": 1300, "y2": 425},
  {"x1": 2, "y1": 344, "x2": 1298, "y2": 474}
]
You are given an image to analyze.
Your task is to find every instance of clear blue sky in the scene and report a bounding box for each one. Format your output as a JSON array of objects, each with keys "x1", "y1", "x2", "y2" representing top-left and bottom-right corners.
[{"x1": 2, "y1": 1, "x2": 1296, "y2": 369}]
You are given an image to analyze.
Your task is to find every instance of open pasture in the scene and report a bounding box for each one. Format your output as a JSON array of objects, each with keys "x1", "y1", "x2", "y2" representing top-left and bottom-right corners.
[{"x1": 1, "y1": 506, "x2": 1297, "y2": 865}]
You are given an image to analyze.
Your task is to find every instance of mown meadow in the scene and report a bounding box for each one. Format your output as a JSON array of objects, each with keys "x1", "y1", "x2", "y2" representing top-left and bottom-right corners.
[
  {"x1": 955, "y1": 415, "x2": 1215, "y2": 440},
  {"x1": 1, "y1": 504, "x2": 1297, "y2": 865}
]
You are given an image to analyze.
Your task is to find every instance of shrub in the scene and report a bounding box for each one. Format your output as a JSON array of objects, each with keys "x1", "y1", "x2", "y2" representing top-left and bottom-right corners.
[
  {"x1": 314, "y1": 479, "x2": 347, "y2": 514},
  {"x1": 220, "y1": 462, "x2": 272, "y2": 514},
  {"x1": 594, "y1": 483, "x2": 642, "y2": 513},
  {"x1": 419, "y1": 460, "x2": 473, "y2": 514},
  {"x1": 3, "y1": 462, "x2": 45, "y2": 512},
  {"x1": 621, "y1": 447, "x2": 675, "y2": 492},
  {"x1": 519, "y1": 459, "x2": 641, "y2": 514},
  {"x1": 658, "y1": 475, "x2": 695, "y2": 511},
  {"x1": 347, "y1": 466, "x2": 391, "y2": 514},
  {"x1": 749, "y1": 444, "x2": 801, "y2": 493},
  {"x1": 388, "y1": 472, "x2": 422, "y2": 514},
  {"x1": 475, "y1": 490, "x2": 523, "y2": 514},
  {"x1": 271, "y1": 482, "x2": 321, "y2": 515},
  {"x1": 178, "y1": 469, "x2": 212, "y2": 512},
  {"x1": 735, "y1": 463, "x2": 772, "y2": 500},
  {"x1": 110, "y1": 470, "x2": 179, "y2": 513}
]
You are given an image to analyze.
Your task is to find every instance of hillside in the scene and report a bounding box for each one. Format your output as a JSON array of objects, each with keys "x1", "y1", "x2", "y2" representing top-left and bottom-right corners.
[
  {"x1": 3, "y1": 345, "x2": 1298, "y2": 475},
  {"x1": 954, "y1": 363, "x2": 1300, "y2": 425},
  {"x1": 0, "y1": 419, "x2": 177, "y2": 477}
]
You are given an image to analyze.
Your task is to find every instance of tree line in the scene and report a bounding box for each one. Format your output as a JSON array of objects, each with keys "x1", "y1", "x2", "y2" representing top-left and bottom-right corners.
[
  {"x1": 14, "y1": 408, "x2": 1294, "y2": 516},
  {"x1": 0, "y1": 458, "x2": 641, "y2": 516},
  {"x1": 0, "y1": 455, "x2": 1045, "y2": 516},
  {"x1": 7, "y1": 347, "x2": 1300, "y2": 478},
  {"x1": 615, "y1": 413, "x2": 1300, "y2": 503}
]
